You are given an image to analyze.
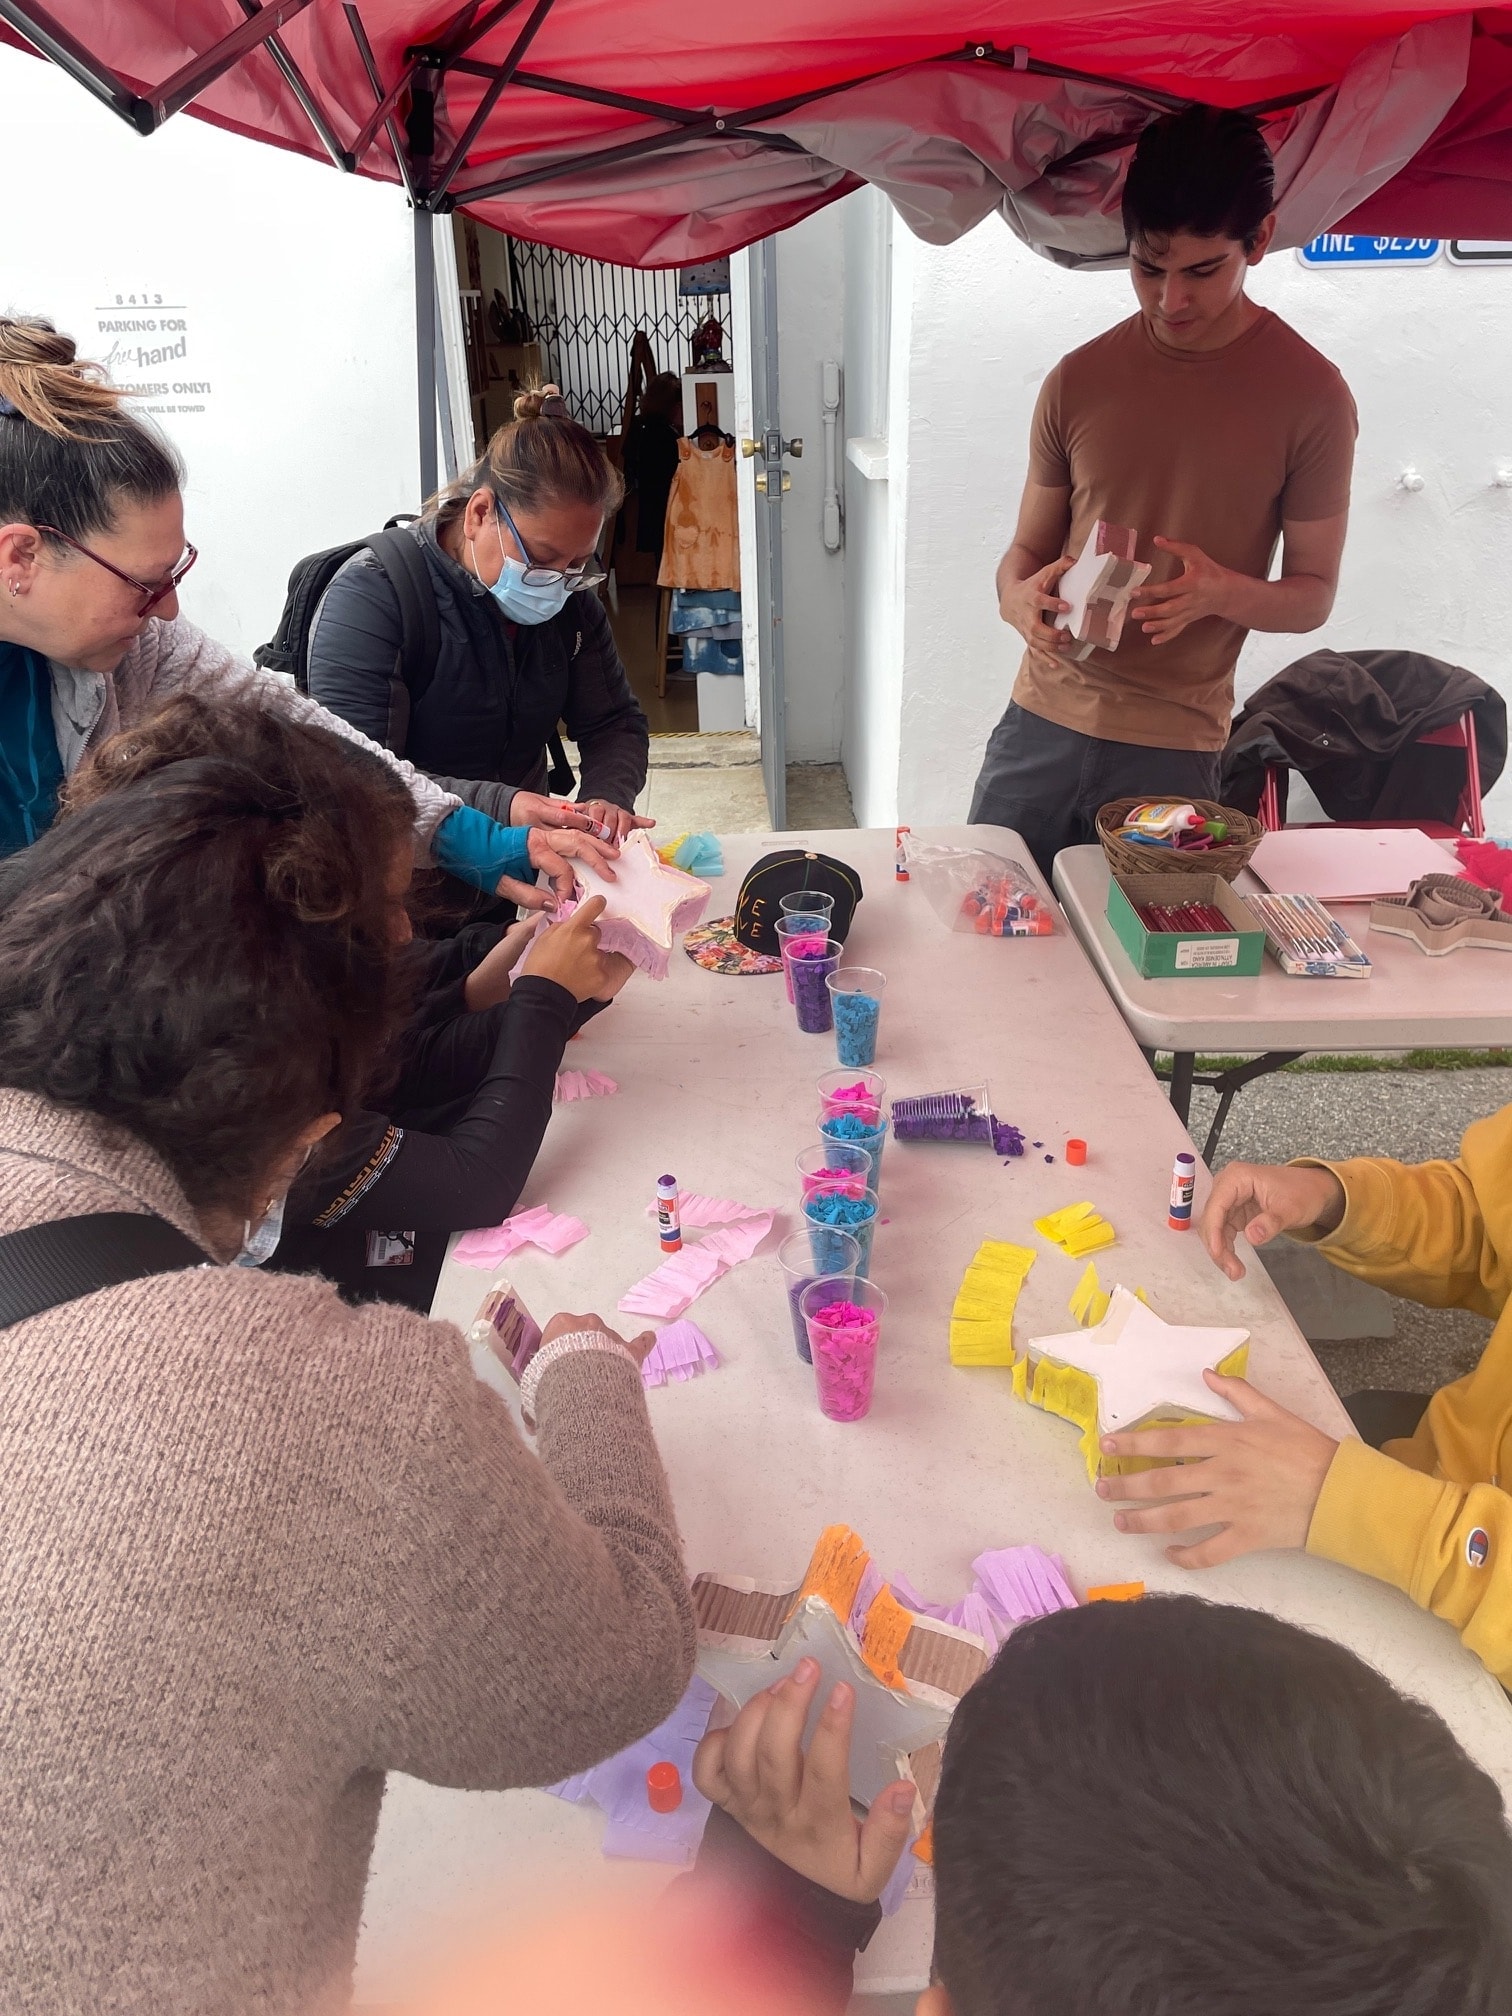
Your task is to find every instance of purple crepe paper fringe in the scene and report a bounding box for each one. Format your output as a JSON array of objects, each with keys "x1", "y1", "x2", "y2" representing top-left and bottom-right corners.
[
  {"x1": 640, "y1": 1320, "x2": 720, "y2": 1388},
  {"x1": 889, "y1": 1544, "x2": 1079, "y2": 1655}
]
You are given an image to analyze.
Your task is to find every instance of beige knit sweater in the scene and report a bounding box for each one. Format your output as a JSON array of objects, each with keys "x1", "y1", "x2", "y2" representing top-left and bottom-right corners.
[{"x1": 0, "y1": 1089, "x2": 695, "y2": 2013}]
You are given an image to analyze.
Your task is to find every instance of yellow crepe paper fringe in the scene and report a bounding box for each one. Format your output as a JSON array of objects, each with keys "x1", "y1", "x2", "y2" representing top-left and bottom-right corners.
[
  {"x1": 1014, "y1": 1340, "x2": 1252, "y2": 1482},
  {"x1": 1035, "y1": 1200, "x2": 1117, "y2": 1257},
  {"x1": 949, "y1": 1239, "x2": 1037, "y2": 1366}
]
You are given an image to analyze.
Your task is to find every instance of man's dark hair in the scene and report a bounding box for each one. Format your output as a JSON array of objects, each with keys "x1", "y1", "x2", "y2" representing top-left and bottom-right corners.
[
  {"x1": 1122, "y1": 105, "x2": 1275, "y2": 251},
  {"x1": 0, "y1": 694, "x2": 416, "y2": 1219},
  {"x1": 932, "y1": 1596, "x2": 1512, "y2": 2015}
]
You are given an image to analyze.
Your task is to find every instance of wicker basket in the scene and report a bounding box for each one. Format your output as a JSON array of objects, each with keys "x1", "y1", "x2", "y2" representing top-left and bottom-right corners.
[{"x1": 1095, "y1": 797, "x2": 1263, "y2": 884}]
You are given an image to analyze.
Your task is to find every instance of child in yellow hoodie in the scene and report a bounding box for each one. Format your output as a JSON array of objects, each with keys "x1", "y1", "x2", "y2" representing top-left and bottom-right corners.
[{"x1": 1095, "y1": 1105, "x2": 1512, "y2": 1686}]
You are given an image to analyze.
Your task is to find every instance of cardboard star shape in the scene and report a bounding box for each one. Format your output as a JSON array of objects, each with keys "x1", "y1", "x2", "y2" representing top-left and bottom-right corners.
[
  {"x1": 570, "y1": 827, "x2": 711, "y2": 980},
  {"x1": 1017, "y1": 1286, "x2": 1249, "y2": 1481},
  {"x1": 1054, "y1": 520, "x2": 1152, "y2": 662}
]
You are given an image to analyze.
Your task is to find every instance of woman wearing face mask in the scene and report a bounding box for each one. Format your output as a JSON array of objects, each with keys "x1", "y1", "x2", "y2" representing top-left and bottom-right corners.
[
  {"x1": 0, "y1": 315, "x2": 613, "y2": 906},
  {"x1": 0, "y1": 696, "x2": 693, "y2": 2012},
  {"x1": 306, "y1": 385, "x2": 654, "y2": 845}
]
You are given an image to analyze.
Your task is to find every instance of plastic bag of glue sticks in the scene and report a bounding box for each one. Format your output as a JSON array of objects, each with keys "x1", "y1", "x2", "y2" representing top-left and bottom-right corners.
[{"x1": 905, "y1": 842, "x2": 1054, "y2": 938}]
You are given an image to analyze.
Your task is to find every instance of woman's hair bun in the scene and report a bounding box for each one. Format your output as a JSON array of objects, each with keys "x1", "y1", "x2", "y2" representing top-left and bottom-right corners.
[
  {"x1": 0, "y1": 314, "x2": 123, "y2": 438},
  {"x1": 512, "y1": 381, "x2": 570, "y2": 422}
]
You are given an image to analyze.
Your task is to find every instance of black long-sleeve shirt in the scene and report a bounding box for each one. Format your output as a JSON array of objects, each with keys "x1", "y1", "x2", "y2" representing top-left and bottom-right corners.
[
  {"x1": 274, "y1": 933, "x2": 591, "y2": 1311},
  {"x1": 305, "y1": 519, "x2": 649, "y2": 823}
]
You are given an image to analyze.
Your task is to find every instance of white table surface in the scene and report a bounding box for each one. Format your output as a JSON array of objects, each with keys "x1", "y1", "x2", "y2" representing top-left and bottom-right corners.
[
  {"x1": 356, "y1": 826, "x2": 1512, "y2": 2002},
  {"x1": 1052, "y1": 843, "x2": 1512, "y2": 1055}
]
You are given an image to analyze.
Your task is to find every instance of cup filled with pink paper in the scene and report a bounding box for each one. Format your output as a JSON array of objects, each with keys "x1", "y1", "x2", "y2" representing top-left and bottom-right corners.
[
  {"x1": 802, "y1": 1182, "x2": 879, "y2": 1279},
  {"x1": 801, "y1": 1276, "x2": 887, "y2": 1422},
  {"x1": 777, "y1": 1227, "x2": 861, "y2": 1364},
  {"x1": 817, "y1": 1068, "x2": 885, "y2": 1127},
  {"x1": 775, "y1": 913, "x2": 832, "y2": 1006},
  {"x1": 796, "y1": 1141, "x2": 870, "y2": 1202},
  {"x1": 786, "y1": 936, "x2": 843, "y2": 1034},
  {"x1": 818, "y1": 1106, "x2": 888, "y2": 1189}
]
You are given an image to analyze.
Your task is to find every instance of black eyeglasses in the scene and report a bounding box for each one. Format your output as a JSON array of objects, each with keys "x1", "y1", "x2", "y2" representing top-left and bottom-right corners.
[
  {"x1": 495, "y1": 498, "x2": 606, "y2": 592},
  {"x1": 38, "y1": 525, "x2": 198, "y2": 616}
]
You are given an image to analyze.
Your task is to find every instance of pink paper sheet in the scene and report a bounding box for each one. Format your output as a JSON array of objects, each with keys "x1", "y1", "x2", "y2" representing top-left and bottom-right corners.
[
  {"x1": 618, "y1": 1210, "x2": 775, "y2": 1319},
  {"x1": 555, "y1": 1068, "x2": 619, "y2": 1102},
  {"x1": 640, "y1": 1320, "x2": 720, "y2": 1388},
  {"x1": 452, "y1": 1204, "x2": 589, "y2": 1269}
]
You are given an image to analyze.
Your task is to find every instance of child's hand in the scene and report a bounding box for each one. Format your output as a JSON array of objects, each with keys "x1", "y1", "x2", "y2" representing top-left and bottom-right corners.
[
  {"x1": 462, "y1": 918, "x2": 539, "y2": 1012},
  {"x1": 1201, "y1": 1162, "x2": 1346, "y2": 1280},
  {"x1": 693, "y1": 1657, "x2": 914, "y2": 1903},
  {"x1": 1096, "y1": 1373, "x2": 1339, "y2": 1567},
  {"x1": 522, "y1": 897, "x2": 619, "y2": 1002}
]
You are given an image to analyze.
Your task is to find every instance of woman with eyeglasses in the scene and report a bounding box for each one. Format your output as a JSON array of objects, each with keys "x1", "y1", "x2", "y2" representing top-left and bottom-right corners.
[
  {"x1": 0, "y1": 316, "x2": 616, "y2": 904},
  {"x1": 306, "y1": 384, "x2": 654, "y2": 846}
]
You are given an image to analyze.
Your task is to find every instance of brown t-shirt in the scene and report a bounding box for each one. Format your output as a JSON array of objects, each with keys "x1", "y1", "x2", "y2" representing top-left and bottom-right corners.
[{"x1": 1012, "y1": 308, "x2": 1357, "y2": 751}]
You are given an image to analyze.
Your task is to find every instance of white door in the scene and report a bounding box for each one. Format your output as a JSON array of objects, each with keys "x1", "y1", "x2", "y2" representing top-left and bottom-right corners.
[{"x1": 740, "y1": 235, "x2": 803, "y2": 829}]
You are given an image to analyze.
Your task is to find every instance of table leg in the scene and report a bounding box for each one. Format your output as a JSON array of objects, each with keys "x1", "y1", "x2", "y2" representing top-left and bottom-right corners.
[{"x1": 1167, "y1": 1051, "x2": 1195, "y2": 1124}]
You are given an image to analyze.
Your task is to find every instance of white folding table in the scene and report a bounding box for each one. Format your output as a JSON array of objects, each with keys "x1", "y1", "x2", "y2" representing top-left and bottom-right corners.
[
  {"x1": 1052, "y1": 843, "x2": 1512, "y2": 1160},
  {"x1": 356, "y1": 825, "x2": 1512, "y2": 2004}
]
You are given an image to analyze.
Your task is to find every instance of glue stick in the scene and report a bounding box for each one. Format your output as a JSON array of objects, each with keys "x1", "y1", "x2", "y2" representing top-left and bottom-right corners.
[
  {"x1": 895, "y1": 825, "x2": 911, "y2": 881},
  {"x1": 656, "y1": 1174, "x2": 683, "y2": 1252},
  {"x1": 1168, "y1": 1151, "x2": 1196, "y2": 1231}
]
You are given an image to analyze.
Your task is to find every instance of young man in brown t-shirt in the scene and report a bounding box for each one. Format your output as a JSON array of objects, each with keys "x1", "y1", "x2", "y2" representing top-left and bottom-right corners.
[{"x1": 970, "y1": 107, "x2": 1358, "y2": 874}]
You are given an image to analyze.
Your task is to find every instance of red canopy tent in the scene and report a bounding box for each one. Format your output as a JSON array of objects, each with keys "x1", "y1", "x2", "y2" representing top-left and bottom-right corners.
[{"x1": 5, "y1": 0, "x2": 1512, "y2": 479}]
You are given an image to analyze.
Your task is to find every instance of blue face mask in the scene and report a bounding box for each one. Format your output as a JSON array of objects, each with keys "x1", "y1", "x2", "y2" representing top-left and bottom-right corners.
[{"x1": 485, "y1": 555, "x2": 571, "y2": 625}]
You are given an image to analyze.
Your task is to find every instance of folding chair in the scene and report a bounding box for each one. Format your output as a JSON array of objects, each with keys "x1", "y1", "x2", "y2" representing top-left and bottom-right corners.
[{"x1": 1258, "y1": 708, "x2": 1485, "y2": 838}]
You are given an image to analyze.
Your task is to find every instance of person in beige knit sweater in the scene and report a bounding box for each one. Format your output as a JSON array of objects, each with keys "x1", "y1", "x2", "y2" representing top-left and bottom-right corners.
[{"x1": 0, "y1": 698, "x2": 695, "y2": 2013}]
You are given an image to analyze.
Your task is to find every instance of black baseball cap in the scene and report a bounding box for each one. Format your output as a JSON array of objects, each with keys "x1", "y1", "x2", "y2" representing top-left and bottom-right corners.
[{"x1": 684, "y1": 849, "x2": 864, "y2": 974}]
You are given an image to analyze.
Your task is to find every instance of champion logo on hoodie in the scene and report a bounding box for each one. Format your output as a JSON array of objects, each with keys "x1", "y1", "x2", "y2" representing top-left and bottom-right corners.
[{"x1": 1466, "y1": 1527, "x2": 1490, "y2": 1569}]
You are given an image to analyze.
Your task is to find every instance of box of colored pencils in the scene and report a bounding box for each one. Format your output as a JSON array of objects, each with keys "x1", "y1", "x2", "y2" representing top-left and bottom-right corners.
[
  {"x1": 1106, "y1": 873, "x2": 1266, "y2": 979},
  {"x1": 1243, "y1": 891, "x2": 1373, "y2": 979}
]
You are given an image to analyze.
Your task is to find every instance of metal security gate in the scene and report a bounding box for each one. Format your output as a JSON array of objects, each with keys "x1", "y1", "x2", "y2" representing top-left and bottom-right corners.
[{"x1": 503, "y1": 239, "x2": 730, "y2": 434}]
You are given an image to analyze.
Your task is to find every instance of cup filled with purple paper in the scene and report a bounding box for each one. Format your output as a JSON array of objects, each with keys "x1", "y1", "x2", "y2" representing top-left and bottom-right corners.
[
  {"x1": 819, "y1": 1106, "x2": 888, "y2": 1188},
  {"x1": 817, "y1": 1067, "x2": 885, "y2": 1127},
  {"x1": 801, "y1": 1276, "x2": 887, "y2": 1422},
  {"x1": 803, "y1": 1181, "x2": 879, "y2": 1279},
  {"x1": 787, "y1": 936, "x2": 843, "y2": 1034},
  {"x1": 827, "y1": 966, "x2": 886, "y2": 1067},
  {"x1": 775, "y1": 915, "x2": 833, "y2": 1008},
  {"x1": 796, "y1": 1141, "x2": 870, "y2": 1201},
  {"x1": 777, "y1": 1227, "x2": 861, "y2": 1364}
]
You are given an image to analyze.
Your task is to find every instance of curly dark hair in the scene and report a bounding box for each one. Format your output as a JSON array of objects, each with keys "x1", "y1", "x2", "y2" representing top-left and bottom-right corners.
[{"x1": 0, "y1": 694, "x2": 417, "y2": 1218}]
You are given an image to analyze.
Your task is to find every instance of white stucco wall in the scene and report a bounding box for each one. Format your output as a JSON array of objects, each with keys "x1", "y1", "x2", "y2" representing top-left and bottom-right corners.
[
  {"x1": 857, "y1": 216, "x2": 1512, "y2": 832},
  {"x1": 0, "y1": 44, "x2": 420, "y2": 660}
]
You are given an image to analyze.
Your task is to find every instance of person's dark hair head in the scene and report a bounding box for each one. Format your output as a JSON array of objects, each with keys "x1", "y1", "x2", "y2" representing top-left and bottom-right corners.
[
  {"x1": 1122, "y1": 106, "x2": 1276, "y2": 253},
  {"x1": 642, "y1": 371, "x2": 684, "y2": 426},
  {"x1": 0, "y1": 315, "x2": 184, "y2": 551},
  {"x1": 428, "y1": 379, "x2": 624, "y2": 532},
  {"x1": 932, "y1": 1595, "x2": 1512, "y2": 2015},
  {"x1": 0, "y1": 694, "x2": 415, "y2": 1220}
]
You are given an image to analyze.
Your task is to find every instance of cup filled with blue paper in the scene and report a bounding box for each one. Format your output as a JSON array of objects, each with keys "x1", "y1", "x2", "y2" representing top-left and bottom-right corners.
[
  {"x1": 801, "y1": 1275, "x2": 887, "y2": 1422},
  {"x1": 796, "y1": 1141, "x2": 870, "y2": 1202},
  {"x1": 818, "y1": 1104, "x2": 888, "y2": 1188},
  {"x1": 775, "y1": 914, "x2": 832, "y2": 1007},
  {"x1": 787, "y1": 937, "x2": 843, "y2": 1035},
  {"x1": 826, "y1": 966, "x2": 886, "y2": 1067},
  {"x1": 777, "y1": 1227, "x2": 861, "y2": 1364},
  {"x1": 803, "y1": 1180, "x2": 880, "y2": 1279},
  {"x1": 817, "y1": 1067, "x2": 885, "y2": 1127}
]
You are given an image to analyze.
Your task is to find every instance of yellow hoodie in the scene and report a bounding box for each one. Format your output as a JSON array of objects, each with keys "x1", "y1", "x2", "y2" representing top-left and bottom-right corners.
[{"x1": 1295, "y1": 1105, "x2": 1512, "y2": 1685}]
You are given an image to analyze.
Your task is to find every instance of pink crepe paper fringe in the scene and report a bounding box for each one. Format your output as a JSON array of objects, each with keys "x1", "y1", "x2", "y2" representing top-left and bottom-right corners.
[
  {"x1": 640, "y1": 1320, "x2": 721, "y2": 1388},
  {"x1": 452, "y1": 1203, "x2": 589, "y2": 1269},
  {"x1": 555, "y1": 1068, "x2": 619, "y2": 1102},
  {"x1": 619, "y1": 1209, "x2": 775, "y2": 1319}
]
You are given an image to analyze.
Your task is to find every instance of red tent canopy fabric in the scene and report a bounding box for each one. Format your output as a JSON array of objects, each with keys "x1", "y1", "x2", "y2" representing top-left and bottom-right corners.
[{"x1": 4, "y1": 0, "x2": 1512, "y2": 262}]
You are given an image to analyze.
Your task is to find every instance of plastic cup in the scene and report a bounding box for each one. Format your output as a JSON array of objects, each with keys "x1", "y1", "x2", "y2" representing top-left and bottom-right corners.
[
  {"x1": 788, "y1": 936, "x2": 842, "y2": 1034},
  {"x1": 817, "y1": 1067, "x2": 886, "y2": 1128},
  {"x1": 796, "y1": 1142, "x2": 870, "y2": 1201},
  {"x1": 819, "y1": 1108, "x2": 888, "y2": 1189},
  {"x1": 780, "y1": 889, "x2": 835, "y2": 925},
  {"x1": 802, "y1": 1276, "x2": 887, "y2": 1422},
  {"x1": 827, "y1": 967, "x2": 886, "y2": 1067},
  {"x1": 777, "y1": 1228, "x2": 860, "y2": 1364},
  {"x1": 802, "y1": 1184, "x2": 879, "y2": 1279},
  {"x1": 776, "y1": 916, "x2": 831, "y2": 1005}
]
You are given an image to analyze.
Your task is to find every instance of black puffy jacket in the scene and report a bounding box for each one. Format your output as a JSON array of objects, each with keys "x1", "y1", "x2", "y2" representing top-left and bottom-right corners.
[{"x1": 306, "y1": 519, "x2": 649, "y2": 822}]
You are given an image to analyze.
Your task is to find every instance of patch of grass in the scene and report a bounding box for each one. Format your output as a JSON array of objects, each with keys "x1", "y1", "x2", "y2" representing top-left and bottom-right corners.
[{"x1": 1157, "y1": 1049, "x2": 1512, "y2": 1074}]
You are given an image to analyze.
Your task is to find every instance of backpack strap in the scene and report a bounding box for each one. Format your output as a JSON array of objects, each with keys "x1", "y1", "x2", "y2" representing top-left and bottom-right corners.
[
  {"x1": 0, "y1": 1212, "x2": 207, "y2": 1330},
  {"x1": 368, "y1": 526, "x2": 442, "y2": 728}
]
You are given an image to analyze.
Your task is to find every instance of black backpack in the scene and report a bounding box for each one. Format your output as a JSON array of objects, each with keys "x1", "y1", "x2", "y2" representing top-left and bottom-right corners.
[{"x1": 255, "y1": 520, "x2": 574, "y2": 788}]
